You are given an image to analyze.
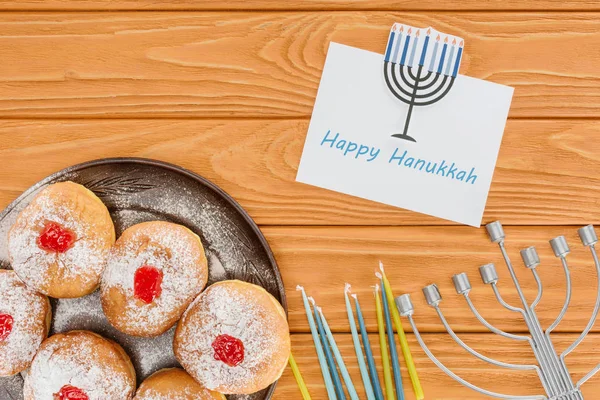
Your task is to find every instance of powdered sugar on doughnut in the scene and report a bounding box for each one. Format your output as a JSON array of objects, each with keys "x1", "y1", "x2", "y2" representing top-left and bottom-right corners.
[
  {"x1": 0, "y1": 271, "x2": 48, "y2": 376},
  {"x1": 101, "y1": 223, "x2": 207, "y2": 332},
  {"x1": 176, "y1": 282, "x2": 288, "y2": 393},
  {"x1": 24, "y1": 333, "x2": 134, "y2": 399},
  {"x1": 8, "y1": 184, "x2": 109, "y2": 292}
]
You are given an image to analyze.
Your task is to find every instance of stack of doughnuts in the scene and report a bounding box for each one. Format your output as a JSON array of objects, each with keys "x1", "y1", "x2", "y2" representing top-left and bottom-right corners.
[{"x1": 3, "y1": 181, "x2": 290, "y2": 399}]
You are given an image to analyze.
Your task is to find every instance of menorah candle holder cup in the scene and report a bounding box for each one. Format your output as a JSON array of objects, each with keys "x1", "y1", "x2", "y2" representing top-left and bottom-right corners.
[{"x1": 396, "y1": 221, "x2": 600, "y2": 400}]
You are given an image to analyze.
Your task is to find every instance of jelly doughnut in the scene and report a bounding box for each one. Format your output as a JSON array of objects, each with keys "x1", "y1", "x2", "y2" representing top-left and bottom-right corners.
[
  {"x1": 134, "y1": 368, "x2": 225, "y2": 400},
  {"x1": 101, "y1": 221, "x2": 208, "y2": 337},
  {"x1": 174, "y1": 280, "x2": 290, "y2": 394},
  {"x1": 23, "y1": 330, "x2": 136, "y2": 400},
  {"x1": 0, "y1": 270, "x2": 51, "y2": 376},
  {"x1": 8, "y1": 181, "x2": 115, "y2": 298}
]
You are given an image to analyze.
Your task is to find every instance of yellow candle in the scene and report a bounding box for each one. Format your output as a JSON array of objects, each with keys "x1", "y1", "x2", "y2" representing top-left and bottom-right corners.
[
  {"x1": 380, "y1": 261, "x2": 425, "y2": 400},
  {"x1": 374, "y1": 284, "x2": 395, "y2": 400},
  {"x1": 288, "y1": 352, "x2": 312, "y2": 400}
]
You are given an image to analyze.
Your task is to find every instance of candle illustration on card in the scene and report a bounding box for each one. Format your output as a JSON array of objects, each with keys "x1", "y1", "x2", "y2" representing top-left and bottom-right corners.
[
  {"x1": 296, "y1": 22, "x2": 514, "y2": 227},
  {"x1": 384, "y1": 24, "x2": 464, "y2": 142}
]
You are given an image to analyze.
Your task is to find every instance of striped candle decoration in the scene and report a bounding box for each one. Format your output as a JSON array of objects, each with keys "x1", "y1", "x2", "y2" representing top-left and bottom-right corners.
[
  {"x1": 428, "y1": 34, "x2": 440, "y2": 72},
  {"x1": 408, "y1": 30, "x2": 419, "y2": 67},
  {"x1": 452, "y1": 40, "x2": 464, "y2": 77},
  {"x1": 392, "y1": 25, "x2": 403, "y2": 64},
  {"x1": 418, "y1": 28, "x2": 431, "y2": 66},
  {"x1": 444, "y1": 38, "x2": 457, "y2": 76},
  {"x1": 437, "y1": 37, "x2": 448, "y2": 74},
  {"x1": 384, "y1": 25, "x2": 396, "y2": 62},
  {"x1": 400, "y1": 28, "x2": 412, "y2": 66}
]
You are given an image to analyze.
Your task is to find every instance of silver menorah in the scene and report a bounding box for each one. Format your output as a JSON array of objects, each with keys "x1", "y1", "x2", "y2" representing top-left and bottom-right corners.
[{"x1": 395, "y1": 221, "x2": 600, "y2": 399}]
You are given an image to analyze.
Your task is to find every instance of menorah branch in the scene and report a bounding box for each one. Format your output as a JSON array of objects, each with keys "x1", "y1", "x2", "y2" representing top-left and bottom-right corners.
[
  {"x1": 462, "y1": 293, "x2": 529, "y2": 341},
  {"x1": 545, "y1": 254, "x2": 572, "y2": 336},
  {"x1": 562, "y1": 231, "x2": 600, "y2": 360},
  {"x1": 397, "y1": 294, "x2": 548, "y2": 400}
]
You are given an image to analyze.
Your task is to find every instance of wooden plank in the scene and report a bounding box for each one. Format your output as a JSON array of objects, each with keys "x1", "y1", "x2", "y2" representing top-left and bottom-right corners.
[
  {"x1": 266, "y1": 225, "x2": 600, "y2": 334},
  {"x1": 1, "y1": 119, "x2": 599, "y2": 226},
  {"x1": 0, "y1": 12, "x2": 598, "y2": 118},
  {"x1": 278, "y1": 332, "x2": 600, "y2": 399},
  {"x1": 0, "y1": 0, "x2": 597, "y2": 11}
]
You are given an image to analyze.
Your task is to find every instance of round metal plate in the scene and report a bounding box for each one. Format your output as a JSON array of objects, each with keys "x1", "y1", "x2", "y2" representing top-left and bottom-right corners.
[{"x1": 0, "y1": 158, "x2": 286, "y2": 400}]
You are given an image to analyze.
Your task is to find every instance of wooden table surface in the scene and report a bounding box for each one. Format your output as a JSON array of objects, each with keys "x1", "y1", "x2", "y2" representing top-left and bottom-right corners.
[{"x1": 1, "y1": 1, "x2": 600, "y2": 399}]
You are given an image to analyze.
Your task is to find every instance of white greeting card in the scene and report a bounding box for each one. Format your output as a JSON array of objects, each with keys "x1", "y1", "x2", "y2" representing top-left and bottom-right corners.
[{"x1": 296, "y1": 27, "x2": 514, "y2": 227}]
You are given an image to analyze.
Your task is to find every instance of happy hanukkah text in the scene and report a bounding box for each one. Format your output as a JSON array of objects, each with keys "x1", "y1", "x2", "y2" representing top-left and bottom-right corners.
[{"x1": 321, "y1": 130, "x2": 478, "y2": 185}]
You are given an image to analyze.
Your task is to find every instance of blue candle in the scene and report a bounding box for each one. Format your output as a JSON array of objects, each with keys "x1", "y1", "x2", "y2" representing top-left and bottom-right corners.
[
  {"x1": 408, "y1": 31, "x2": 419, "y2": 67},
  {"x1": 345, "y1": 285, "x2": 375, "y2": 400},
  {"x1": 445, "y1": 39, "x2": 456, "y2": 76},
  {"x1": 384, "y1": 26, "x2": 396, "y2": 62},
  {"x1": 297, "y1": 286, "x2": 337, "y2": 400},
  {"x1": 314, "y1": 300, "x2": 346, "y2": 400},
  {"x1": 437, "y1": 38, "x2": 448, "y2": 74},
  {"x1": 418, "y1": 29, "x2": 430, "y2": 66},
  {"x1": 318, "y1": 307, "x2": 360, "y2": 400},
  {"x1": 353, "y1": 294, "x2": 385, "y2": 400},
  {"x1": 452, "y1": 41, "x2": 463, "y2": 77},
  {"x1": 391, "y1": 26, "x2": 403, "y2": 64},
  {"x1": 428, "y1": 35, "x2": 440, "y2": 72},
  {"x1": 379, "y1": 275, "x2": 405, "y2": 400},
  {"x1": 400, "y1": 28, "x2": 411, "y2": 66}
]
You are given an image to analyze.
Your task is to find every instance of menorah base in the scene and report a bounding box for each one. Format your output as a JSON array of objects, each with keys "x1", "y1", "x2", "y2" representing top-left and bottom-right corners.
[
  {"x1": 391, "y1": 133, "x2": 417, "y2": 142},
  {"x1": 550, "y1": 388, "x2": 583, "y2": 399}
]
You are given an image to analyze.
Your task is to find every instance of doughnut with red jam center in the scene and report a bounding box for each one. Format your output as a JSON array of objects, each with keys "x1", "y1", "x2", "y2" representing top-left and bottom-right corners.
[
  {"x1": 23, "y1": 330, "x2": 136, "y2": 400},
  {"x1": 174, "y1": 280, "x2": 291, "y2": 394},
  {"x1": 101, "y1": 221, "x2": 208, "y2": 337},
  {"x1": 0, "y1": 270, "x2": 51, "y2": 377},
  {"x1": 8, "y1": 181, "x2": 115, "y2": 298}
]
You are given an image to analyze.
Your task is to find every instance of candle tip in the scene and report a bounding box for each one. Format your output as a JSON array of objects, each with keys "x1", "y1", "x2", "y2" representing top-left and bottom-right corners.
[
  {"x1": 460, "y1": 40, "x2": 464, "y2": 47},
  {"x1": 416, "y1": 30, "x2": 420, "y2": 37},
  {"x1": 452, "y1": 38, "x2": 457, "y2": 45},
  {"x1": 373, "y1": 283, "x2": 380, "y2": 292},
  {"x1": 379, "y1": 260, "x2": 385, "y2": 272},
  {"x1": 408, "y1": 27, "x2": 412, "y2": 34},
  {"x1": 375, "y1": 271, "x2": 383, "y2": 279},
  {"x1": 400, "y1": 25, "x2": 404, "y2": 33},
  {"x1": 427, "y1": 27, "x2": 431, "y2": 35},
  {"x1": 308, "y1": 296, "x2": 316, "y2": 305},
  {"x1": 316, "y1": 306, "x2": 323, "y2": 313},
  {"x1": 295, "y1": 285, "x2": 304, "y2": 292},
  {"x1": 345, "y1": 283, "x2": 352, "y2": 293},
  {"x1": 351, "y1": 293, "x2": 358, "y2": 300},
  {"x1": 444, "y1": 36, "x2": 448, "y2": 43},
  {"x1": 436, "y1": 34, "x2": 441, "y2": 41}
]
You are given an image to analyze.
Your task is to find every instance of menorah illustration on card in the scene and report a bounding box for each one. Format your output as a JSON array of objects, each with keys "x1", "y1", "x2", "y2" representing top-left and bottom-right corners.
[{"x1": 383, "y1": 23, "x2": 464, "y2": 142}]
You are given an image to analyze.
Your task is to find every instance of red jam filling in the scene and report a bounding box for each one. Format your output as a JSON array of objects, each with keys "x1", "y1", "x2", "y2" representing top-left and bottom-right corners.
[
  {"x1": 133, "y1": 265, "x2": 163, "y2": 304},
  {"x1": 55, "y1": 385, "x2": 89, "y2": 400},
  {"x1": 0, "y1": 314, "x2": 13, "y2": 342},
  {"x1": 212, "y1": 334, "x2": 245, "y2": 367},
  {"x1": 38, "y1": 222, "x2": 75, "y2": 253}
]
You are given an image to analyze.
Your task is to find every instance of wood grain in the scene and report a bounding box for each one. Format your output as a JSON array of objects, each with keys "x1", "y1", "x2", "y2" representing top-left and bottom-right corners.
[
  {"x1": 1, "y1": 119, "x2": 599, "y2": 226},
  {"x1": 267, "y1": 225, "x2": 600, "y2": 334},
  {"x1": 0, "y1": 12, "x2": 598, "y2": 118},
  {"x1": 276, "y1": 333, "x2": 600, "y2": 399},
  {"x1": 0, "y1": 0, "x2": 597, "y2": 11}
]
